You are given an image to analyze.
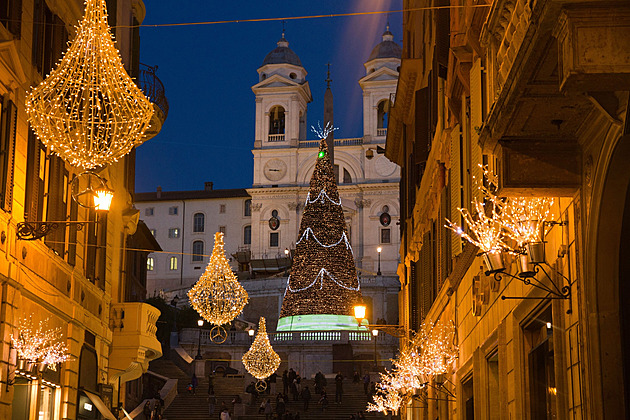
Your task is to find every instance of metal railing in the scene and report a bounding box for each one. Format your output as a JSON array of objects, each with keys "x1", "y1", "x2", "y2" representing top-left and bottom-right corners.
[
  {"x1": 268, "y1": 134, "x2": 285, "y2": 142},
  {"x1": 298, "y1": 138, "x2": 363, "y2": 148},
  {"x1": 137, "y1": 63, "x2": 169, "y2": 118}
]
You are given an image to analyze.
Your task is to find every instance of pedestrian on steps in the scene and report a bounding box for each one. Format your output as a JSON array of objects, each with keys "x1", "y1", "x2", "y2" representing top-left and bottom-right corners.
[
  {"x1": 300, "y1": 386, "x2": 311, "y2": 412},
  {"x1": 264, "y1": 399, "x2": 273, "y2": 420},
  {"x1": 335, "y1": 372, "x2": 344, "y2": 404},
  {"x1": 207, "y1": 390, "x2": 216, "y2": 417},
  {"x1": 220, "y1": 407, "x2": 231, "y2": 420},
  {"x1": 191, "y1": 373, "x2": 198, "y2": 394}
]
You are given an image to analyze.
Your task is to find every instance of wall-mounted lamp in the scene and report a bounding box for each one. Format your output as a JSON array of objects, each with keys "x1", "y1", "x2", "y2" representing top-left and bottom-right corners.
[{"x1": 17, "y1": 172, "x2": 113, "y2": 241}]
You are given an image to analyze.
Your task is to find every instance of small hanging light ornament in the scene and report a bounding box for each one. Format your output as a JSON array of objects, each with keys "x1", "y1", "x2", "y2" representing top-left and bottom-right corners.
[
  {"x1": 25, "y1": 0, "x2": 154, "y2": 169},
  {"x1": 242, "y1": 317, "x2": 281, "y2": 391},
  {"x1": 188, "y1": 232, "x2": 248, "y2": 343}
]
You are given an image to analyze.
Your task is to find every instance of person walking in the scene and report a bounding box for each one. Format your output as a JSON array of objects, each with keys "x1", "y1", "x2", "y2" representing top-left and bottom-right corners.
[
  {"x1": 362, "y1": 373, "x2": 370, "y2": 395},
  {"x1": 264, "y1": 399, "x2": 273, "y2": 420},
  {"x1": 142, "y1": 401, "x2": 151, "y2": 420},
  {"x1": 318, "y1": 390, "x2": 328, "y2": 412},
  {"x1": 335, "y1": 372, "x2": 344, "y2": 404},
  {"x1": 282, "y1": 370, "x2": 289, "y2": 395},
  {"x1": 300, "y1": 386, "x2": 311, "y2": 412},
  {"x1": 207, "y1": 390, "x2": 217, "y2": 418},
  {"x1": 220, "y1": 407, "x2": 231, "y2": 420},
  {"x1": 191, "y1": 373, "x2": 198, "y2": 395}
]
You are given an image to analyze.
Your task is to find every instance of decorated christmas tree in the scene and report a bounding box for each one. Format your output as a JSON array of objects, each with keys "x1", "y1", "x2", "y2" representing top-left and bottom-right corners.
[{"x1": 277, "y1": 131, "x2": 363, "y2": 331}]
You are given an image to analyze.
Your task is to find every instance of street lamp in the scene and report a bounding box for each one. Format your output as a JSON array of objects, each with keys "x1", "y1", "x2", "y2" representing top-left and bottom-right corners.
[
  {"x1": 354, "y1": 304, "x2": 366, "y2": 328},
  {"x1": 284, "y1": 248, "x2": 290, "y2": 257},
  {"x1": 372, "y1": 329, "x2": 379, "y2": 369},
  {"x1": 377, "y1": 246, "x2": 382, "y2": 276},
  {"x1": 195, "y1": 319, "x2": 204, "y2": 360}
]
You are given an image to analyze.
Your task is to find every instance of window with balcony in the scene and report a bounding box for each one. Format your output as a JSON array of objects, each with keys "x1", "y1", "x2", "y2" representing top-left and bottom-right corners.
[
  {"x1": 193, "y1": 212, "x2": 204, "y2": 232},
  {"x1": 268, "y1": 105, "x2": 285, "y2": 141},
  {"x1": 169, "y1": 206, "x2": 178, "y2": 215},
  {"x1": 377, "y1": 100, "x2": 391, "y2": 136},
  {"x1": 147, "y1": 257, "x2": 154, "y2": 271},
  {"x1": 145, "y1": 207, "x2": 154, "y2": 216},
  {"x1": 169, "y1": 257, "x2": 178, "y2": 271},
  {"x1": 192, "y1": 241, "x2": 204, "y2": 262},
  {"x1": 168, "y1": 228, "x2": 180, "y2": 238},
  {"x1": 244, "y1": 199, "x2": 252, "y2": 217},
  {"x1": 244, "y1": 225, "x2": 251, "y2": 245}
]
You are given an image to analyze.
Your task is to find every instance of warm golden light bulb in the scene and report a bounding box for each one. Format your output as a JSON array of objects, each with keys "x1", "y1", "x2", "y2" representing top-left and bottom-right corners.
[
  {"x1": 94, "y1": 189, "x2": 113, "y2": 211},
  {"x1": 354, "y1": 304, "x2": 366, "y2": 321}
]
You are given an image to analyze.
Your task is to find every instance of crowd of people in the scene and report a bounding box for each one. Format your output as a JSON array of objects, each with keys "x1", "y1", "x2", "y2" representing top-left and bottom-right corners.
[{"x1": 154, "y1": 367, "x2": 379, "y2": 420}]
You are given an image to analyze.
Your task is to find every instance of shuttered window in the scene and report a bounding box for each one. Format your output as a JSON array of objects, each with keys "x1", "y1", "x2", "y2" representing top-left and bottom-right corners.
[
  {"x1": 0, "y1": 97, "x2": 16, "y2": 213},
  {"x1": 44, "y1": 156, "x2": 67, "y2": 255},
  {"x1": 414, "y1": 87, "x2": 430, "y2": 163},
  {"x1": 410, "y1": 262, "x2": 420, "y2": 332},
  {"x1": 470, "y1": 57, "x2": 485, "y2": 202},
  {"x1": 450, "y1": 124, "x2": 463, "y2": 256},
  {"x1": 0, "y1": 0, "x2": 22, "y2": 38},
  {"x1": 25, "y1": 130, "x2": 46, "y2": 222},
  {"x1": 33, "y1": 2, "x2": 67, "y2": 76}
]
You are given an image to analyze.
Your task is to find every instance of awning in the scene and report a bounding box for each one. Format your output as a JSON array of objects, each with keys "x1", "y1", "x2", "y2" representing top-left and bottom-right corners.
[{"x1": 84, "y1": 391, "x2": 117, "y2": 420}]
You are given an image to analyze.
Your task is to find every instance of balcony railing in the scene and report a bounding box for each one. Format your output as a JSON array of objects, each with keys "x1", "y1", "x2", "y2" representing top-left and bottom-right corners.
[
  {"x1": 298, "y1": 137, "x2": 363, "y2": 148},
  {"x1": 181, "y1": 328, "x2": 398, "y2": 346},
  {"x1": 377, "y1": 128, "x2": 388, "y2": 137},
  {"x1": 268, "y1": 134, "x2": 285, "y2": 142},
  {"x1": 138, "y1": 63, "x2": 169, "y2": 119}
]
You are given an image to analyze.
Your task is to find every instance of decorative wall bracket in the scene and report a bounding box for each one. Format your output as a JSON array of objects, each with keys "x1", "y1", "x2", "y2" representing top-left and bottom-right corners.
[
  {"x1": 489, "y1": 262, "x2": 571, "y2": 302},
  {"x1": 17, "y1": 221, "x2": 94, "y2": 241}
]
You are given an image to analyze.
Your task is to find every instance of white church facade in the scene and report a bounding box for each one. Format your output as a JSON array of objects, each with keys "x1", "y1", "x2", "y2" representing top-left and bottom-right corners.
[{"x1": 135, "y1": 30, "x2": 402, "y2": 338}]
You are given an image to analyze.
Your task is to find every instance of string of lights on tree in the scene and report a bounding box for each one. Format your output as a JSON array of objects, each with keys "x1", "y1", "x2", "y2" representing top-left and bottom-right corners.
[
  {"x1": 25, "y1": 0, "x2": 154, "y2": 169},
  {"x1": 445, "y1": 166, "x2": 555, "y2": 255},
  {"x1": 279, "y1": 123, "x2": 362, "y2": 317},
  {"x1": 242, "y1": 317, "x2": 281, "y2": 383},
  {"x1": 188, "y1": 232, "x2": 248, "y2": 326},
  {"x1": 11, "y1": 318, "x2": 70, "y2": 367},
  {"x1": 367, "y1": 322, "x2": 458, "y2": 414}
]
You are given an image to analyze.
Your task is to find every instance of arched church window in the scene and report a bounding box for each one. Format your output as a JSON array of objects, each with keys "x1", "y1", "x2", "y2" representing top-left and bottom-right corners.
[
  {"x1": 269, "y1": 106, "x2": 285, "y2": 135},
  {"x1": 343, "y1": 168, "x2": 352, "y2": 184}
]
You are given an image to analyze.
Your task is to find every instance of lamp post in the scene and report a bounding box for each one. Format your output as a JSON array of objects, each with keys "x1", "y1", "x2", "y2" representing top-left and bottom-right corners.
[
  {"x1": 353, "y1": 304, "x2": 366, "y2": 329},
  {"x1": 372, "y1": 329, "x2": 379, "y2": 370},
  {"x1": 248, "y1": 327, "x2": 255, "y2": 343},
  {"x1": 377, "y1": 246, "x2": 382, "y2": 276},
  {"x1": 196, "y1": 319, "x2": 204, "y2": 360}
]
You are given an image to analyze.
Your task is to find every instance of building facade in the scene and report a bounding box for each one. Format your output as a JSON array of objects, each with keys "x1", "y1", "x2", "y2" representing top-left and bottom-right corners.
[
  {"x1": 135, "y1": 31, "x2": 403, "y2": 348},
  {"x1": 0, "y1": 0, "x2": 166, "y2": 418},
  {"x1": 387, "y1": 0, "x2": 630, "y2": 419}
]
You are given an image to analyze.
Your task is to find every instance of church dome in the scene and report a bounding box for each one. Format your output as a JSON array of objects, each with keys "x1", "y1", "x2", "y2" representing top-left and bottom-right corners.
[
  {"x1": 262, "y1": 36, "x2": 303, "y2": 67},
  {"x1": 367, "y1": 29, "x2": 402, "y2": 61}
]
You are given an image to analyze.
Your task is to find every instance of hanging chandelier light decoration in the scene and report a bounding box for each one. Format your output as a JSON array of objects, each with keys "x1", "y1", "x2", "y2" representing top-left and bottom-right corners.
[
  {"x1": 188, "y1": 232, "x2": 248, "y2": 343},
  {"x1": 242, "y1": 317, "x2": 281, "y2": 391},
  {"x1": 25, "y1": 0, "x2": 154, "y2": 169},
  {"x1": 11, "y1": 318, "x2": 70, "y2": 371}
]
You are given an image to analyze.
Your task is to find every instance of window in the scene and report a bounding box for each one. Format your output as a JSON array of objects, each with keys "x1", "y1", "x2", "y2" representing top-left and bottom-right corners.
[
  {"x1": 32, "y1": 0, "x2": 67, "y2": 75},
  {"x1": 381, "y1": 228, "x2": 391, "y2": 244},
  {"x1": 145, "y1": 207, "x2": 154, "y2": 216},
  {"x1": 169, "y1": 206, "x2": 178, "y2": 215},
  {"x1": 168, "y1": 228, "x2": 180, "y2": 238},
  {"x1": 219, "y1": 226, "x2": 226, "y2": 235},
  {"x1": 487, "y1": 350, "x2": 500, "y2": 418},
  {"x1": 244, "y1": 199, "x2": 252, "y2": 217},
  {"x1": 343, "y1": 168, "x2": 352, "y2": 184},
  {"x1": 169, "y1": 257, "x2": 178, "y2": 271},
  {"x1": 270, "y1": 232, "x2": 279, "y2": 248},
  {"x1": 244, "y1": 225, "x2": 251, "y2": 245},
  {"x1": 524, "y1": 306, "x2": 556, "y2": 419},
  {"x1": 0, "y1": 0, "x2": 22, "y2": 38},
  {"x1": 25, "y1": 130, "x2": 45, "y2": 223},
  {"x1": 462, "y1": 375, "x2": 474, "y2": 420},
  {"x1": 193, "y1": 213, "x2": 205, "y2": 232},
  {"x1": 219, "y1": 204, "x2": 226, "y2": 214},
  {"x1": 192, "y1": 241, "x2": 204, "y2": 262},
  {"x1": 147, "y1": 257, "x2": 154, "y2": 271},
  {"x1": 269, "y1": 106, "x2": 286, "y2": 134},
  {"x1": 377, "y1": 100, "x2": 391, "y2": 130},
  {"x1": 0, "y1": 97, "x2": 17, "y2": 213}
]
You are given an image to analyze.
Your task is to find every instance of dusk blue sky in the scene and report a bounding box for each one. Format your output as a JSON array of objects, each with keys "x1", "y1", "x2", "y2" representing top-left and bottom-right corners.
[{"x1": 135, "y1": 1, "x2": 402, "y2": 193}]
